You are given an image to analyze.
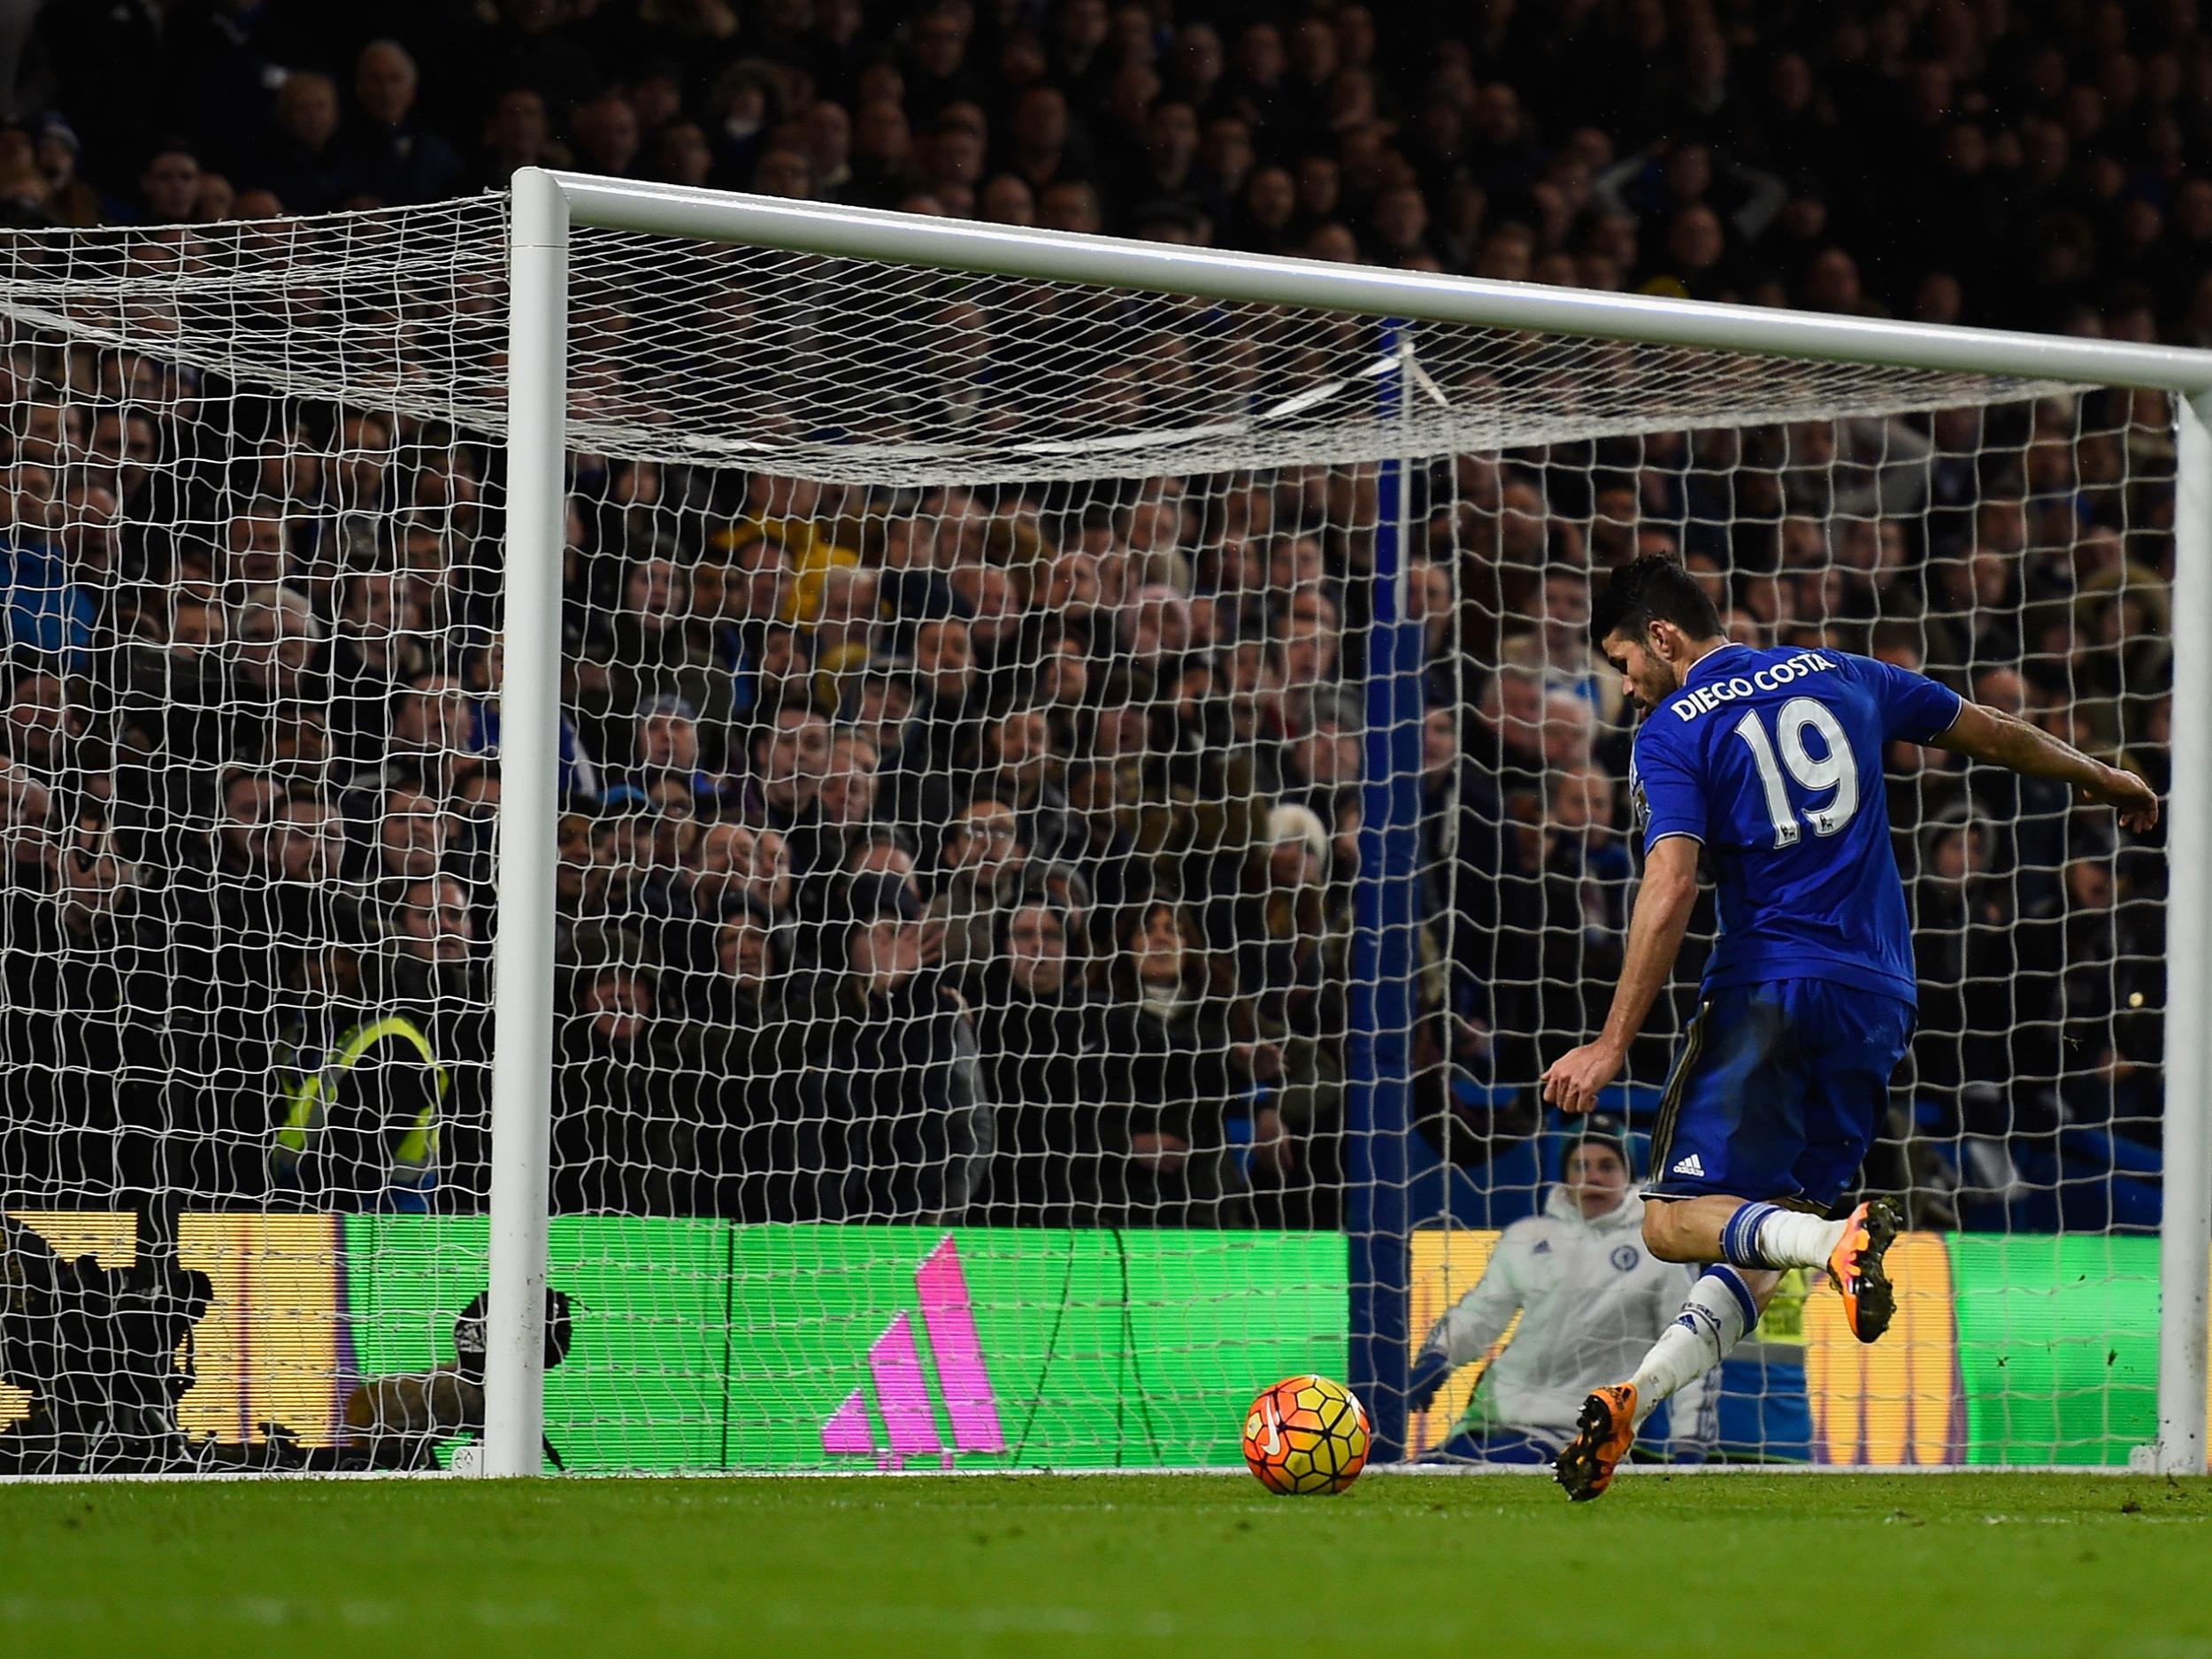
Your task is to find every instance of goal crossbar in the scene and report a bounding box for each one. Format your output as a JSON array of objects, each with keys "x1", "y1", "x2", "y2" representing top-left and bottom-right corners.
[{"x1": 536, "y1": 171, "x2": 2212, "y2": 394}]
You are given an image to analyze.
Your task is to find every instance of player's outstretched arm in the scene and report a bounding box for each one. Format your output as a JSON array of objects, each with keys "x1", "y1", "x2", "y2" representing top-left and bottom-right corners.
[
  {"x1": 1409, "y1": 1257, "x2": 1523, "y2": 1410},
  {"x1": 1541, "y1": 833, "x2": 1701, "y2": 1113},
  {"x1": 1931, "y1": 701, "x2": 2160, "y2": 833}
]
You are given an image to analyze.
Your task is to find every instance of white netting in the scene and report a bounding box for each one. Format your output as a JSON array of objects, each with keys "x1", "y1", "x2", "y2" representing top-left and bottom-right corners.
[
  {"x1": 0, "y1": 196, "x2": 2172, "y2": 1474},
  {"x1": 0, "y1": 198, "x2": 2070, "y2": 478}
]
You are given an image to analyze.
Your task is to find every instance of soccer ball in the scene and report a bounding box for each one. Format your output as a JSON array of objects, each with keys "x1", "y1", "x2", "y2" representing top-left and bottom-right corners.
[{"x1": 1241, "y1": 1374, "x2": 1371, "y2": 1495}]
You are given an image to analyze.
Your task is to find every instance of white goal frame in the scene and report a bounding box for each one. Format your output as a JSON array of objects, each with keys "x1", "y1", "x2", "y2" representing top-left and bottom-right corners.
[{"x1": 488, "y1": 165, "x2": 2212, "y2": 1479}]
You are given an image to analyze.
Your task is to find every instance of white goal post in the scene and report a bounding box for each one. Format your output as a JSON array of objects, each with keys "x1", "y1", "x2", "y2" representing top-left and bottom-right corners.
[{"x1": 486, "y1": 165, "x2": 2212, "y2": 1479}]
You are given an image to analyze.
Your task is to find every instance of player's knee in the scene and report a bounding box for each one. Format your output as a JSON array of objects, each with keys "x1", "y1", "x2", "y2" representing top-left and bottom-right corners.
[{"x1": 1641, "y1": 1202, "x2": 1692, "y2": 1263}]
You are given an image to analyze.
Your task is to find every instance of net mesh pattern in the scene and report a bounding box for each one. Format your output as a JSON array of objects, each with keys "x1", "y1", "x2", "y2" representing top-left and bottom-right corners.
[
  {"x1": 0, "y1": 198, "x2": 2072, "y2": 480},
  {"x1": 0, "y1": 196, "x2": 2173, "y2": 1474}
]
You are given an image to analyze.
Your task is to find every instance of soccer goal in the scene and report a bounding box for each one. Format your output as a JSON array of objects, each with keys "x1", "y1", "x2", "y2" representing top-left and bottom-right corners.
[{"x1": 0, "y1": 171, "x2": 2201, "y2": 1479}]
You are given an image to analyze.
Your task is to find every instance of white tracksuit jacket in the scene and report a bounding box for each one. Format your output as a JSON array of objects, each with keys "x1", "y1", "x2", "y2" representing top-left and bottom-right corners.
[{"x1": 1421, "y1": 1183, "x2": 1717, "y2": 1456}]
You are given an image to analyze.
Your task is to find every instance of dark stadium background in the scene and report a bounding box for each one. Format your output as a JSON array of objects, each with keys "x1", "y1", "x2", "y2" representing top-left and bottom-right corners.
[{"x1": 0, "y1": 1, "x2": 2181, "y2": 1249}]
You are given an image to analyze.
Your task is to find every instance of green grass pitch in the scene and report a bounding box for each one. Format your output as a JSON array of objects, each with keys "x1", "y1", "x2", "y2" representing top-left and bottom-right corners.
[{"x1": 1, "y1": 1472, "x2": 2206, "y2": 1658}]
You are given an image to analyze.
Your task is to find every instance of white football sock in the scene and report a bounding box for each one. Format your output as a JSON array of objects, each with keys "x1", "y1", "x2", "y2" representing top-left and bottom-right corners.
[
  {"x1": 1717, "y1": 1201, "x2": 1847, "y2": 1271},
  {"x1": 1628, "y1": 1265, "x2": 1758, "y2": 1426},
  {"x1": 1754, "y1": 1209, "x2": 1848, "y2": 1270}
]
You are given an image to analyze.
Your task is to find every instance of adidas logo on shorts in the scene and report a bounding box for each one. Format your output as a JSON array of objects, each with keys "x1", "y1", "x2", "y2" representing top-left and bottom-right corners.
[{"x1": 1671, "y1": 1153, "x2": 1707, "y2": 1177}]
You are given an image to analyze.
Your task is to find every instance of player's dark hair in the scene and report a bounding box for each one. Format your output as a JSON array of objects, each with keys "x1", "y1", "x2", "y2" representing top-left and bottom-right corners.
[{"x1": 1589, "y1": 554, "x2": 1724, "y2": 651}]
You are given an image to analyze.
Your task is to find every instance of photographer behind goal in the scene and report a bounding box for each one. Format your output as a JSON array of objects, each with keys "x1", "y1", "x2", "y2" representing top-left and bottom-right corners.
[
  {"x1": 1408, "y1": 1119, "x2": 1716, "y2": 1465},
  {"x1": 341, "y1": 1286, "x2": 576, "y2": 1470}
]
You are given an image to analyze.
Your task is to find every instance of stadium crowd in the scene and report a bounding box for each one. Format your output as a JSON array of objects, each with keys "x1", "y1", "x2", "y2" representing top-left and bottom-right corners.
[
  {"x1": 0, "y1": 0, "x2": 2184, "y2": 1235},
  {"x1": 14, "y1": 0, "x2": 2212, "y2": 342}
]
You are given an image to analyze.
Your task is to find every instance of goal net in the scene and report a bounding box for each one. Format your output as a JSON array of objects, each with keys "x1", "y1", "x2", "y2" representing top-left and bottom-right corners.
[{"x1": 0, "y1": 187, "x2": 2194, "y2": 1474}]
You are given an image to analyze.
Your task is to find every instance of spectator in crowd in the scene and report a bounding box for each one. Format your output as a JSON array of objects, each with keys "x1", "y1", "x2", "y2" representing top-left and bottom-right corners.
[
  {"x1": 1540, "y1": 764, "x2": 1632, "y2": 1040},
  {"x1": 2, "y1": 460, "x2": 91, "y2": 664},
  {"x1": 926, "y1": 793, "x2": 1030, "y2": 975},
  {"x1": 1913, "y1": 810, "x2": 2048, "y2": 1151},
  {"x1": 4, "y1": 669, "x2": 87, "y2": 795},
  {"x1": 260, "y1": 73, "x2": 355, "y2": 213},
  {"x1": 551, "y1": 945, "x2": 679, "y2": 1214},
  {"x1": 1095, "y1": 898, "x2": 1271, "y2": 1227},
  {"x1": 972, "y1": 897, "x2": 1099, "y2": 1225},
  {"x1": 0, "y1": 796, "x2": 157, "y2": 1208},
  {"x1": 2053, "y1": 853, "x2": 2165, "y2": 1146},
  {"x1": 465, "y1": 639, "x2": 603, "y2": 810},
  {"x1": 821, "y1": 905, "x2": 986, "y2": 1222},
  {"x1": 35, "y1": 119, "x2": 101, "y2": 228},
  {"x1": 344, "y1": 41, "x2": 464, "y2": 206},
  {"x1": 269, "y1": 940, "x2": 449, "y2": 1210},
  {"x1": 982, "y1": 706, "x2": 1079, "y2": 867},
  {"x1": 473, "y1": 87, "x2": 565, "y2": 188},
  {"x1": 629, "y1": 692, "x2": 726, "y2": 812},
  {"x1": 679, "y1": 916, "x2": 820, "y2": 1221},
  {"x1": 134, "y1": 146, "x2": 201, "y2": 223},
  {"x1": 1231, "y1": 802, "x2": 1346, "y2": 1226}
]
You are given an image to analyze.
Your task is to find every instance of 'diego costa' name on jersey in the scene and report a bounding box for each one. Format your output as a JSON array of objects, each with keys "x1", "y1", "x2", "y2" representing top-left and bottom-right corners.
[{"x1": 1663, "y1": 649, "x2": 1839, "y2": 723}]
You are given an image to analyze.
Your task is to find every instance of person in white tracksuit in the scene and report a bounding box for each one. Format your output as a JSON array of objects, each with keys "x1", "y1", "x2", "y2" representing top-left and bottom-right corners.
[{"x1": 1408, "y1": 1120, "x2": 1718, "y2": 1464}]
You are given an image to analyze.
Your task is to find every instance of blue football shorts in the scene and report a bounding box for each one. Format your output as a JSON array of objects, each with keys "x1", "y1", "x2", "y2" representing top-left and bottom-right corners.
[{"x1": 1643, "y1": 979, "x2": 1915, "y2": 1212}]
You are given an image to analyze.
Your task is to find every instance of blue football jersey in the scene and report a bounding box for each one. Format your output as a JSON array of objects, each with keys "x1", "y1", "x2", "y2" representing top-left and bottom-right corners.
[{"x1": 1628, "y1": 643, "x2": 1963, "y2": 1002}]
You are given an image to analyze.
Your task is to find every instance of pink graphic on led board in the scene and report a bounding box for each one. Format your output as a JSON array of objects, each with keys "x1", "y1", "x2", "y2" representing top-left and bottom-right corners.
[
  {"x1": 869, "y1": 1312, "x2": 949, "y2": 1470},
  {"x1": 915, "y1": 1235, "x2": 1005, "y2": 1455},
  {"x1": 820, "y1": 1388, "x2": 879, "y2": 1460}
]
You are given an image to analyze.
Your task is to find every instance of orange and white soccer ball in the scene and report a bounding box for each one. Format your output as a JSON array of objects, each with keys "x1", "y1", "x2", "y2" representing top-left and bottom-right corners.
[{"x1": 1241, "y1": 1374, "x2": 1371, "y2": 1494}]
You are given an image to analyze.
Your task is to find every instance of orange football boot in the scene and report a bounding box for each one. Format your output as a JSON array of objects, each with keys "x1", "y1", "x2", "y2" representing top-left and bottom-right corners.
[
  {"x1": 1828, "y1": 1196, "x2": 1903, "y2": 1343},
  {"x1": 1555, "y1": 1383, "x2": 1638, "y2": 1502}
]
